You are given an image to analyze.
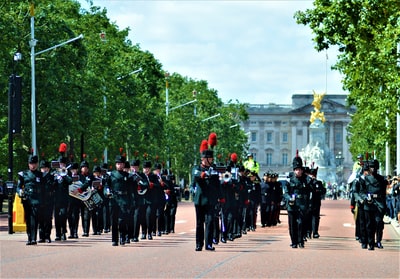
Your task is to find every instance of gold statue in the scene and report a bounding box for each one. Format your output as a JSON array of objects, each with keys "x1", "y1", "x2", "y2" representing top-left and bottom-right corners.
[{"x1": 310, "y1": 90, "x2": 326, "y2": 123}]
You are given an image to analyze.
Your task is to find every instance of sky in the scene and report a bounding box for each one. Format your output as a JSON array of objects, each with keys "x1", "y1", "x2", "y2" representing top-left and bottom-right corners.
[{"x1": 78, "y1": 0, "x2": 347, "y2": 105}]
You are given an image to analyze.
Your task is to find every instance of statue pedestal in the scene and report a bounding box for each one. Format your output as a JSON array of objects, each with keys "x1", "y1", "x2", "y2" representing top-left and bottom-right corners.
[{"x1": 300, "y1": 119, "x2": 337, "y2": 184}]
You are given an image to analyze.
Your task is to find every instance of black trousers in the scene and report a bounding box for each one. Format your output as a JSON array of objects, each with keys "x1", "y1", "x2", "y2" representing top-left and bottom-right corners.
[
  {"x1": 287, "y1": 209, "x2": 305, "y2": 245},
  {"x1": 23, "y1": 201, "x2": 39, "y2": 242},
  {"x1": 39, "y1": 202, "x2": 54, "y2": 240},
  {"x1": 195, "y1": 204, "x2": 214, "y2": 248}
]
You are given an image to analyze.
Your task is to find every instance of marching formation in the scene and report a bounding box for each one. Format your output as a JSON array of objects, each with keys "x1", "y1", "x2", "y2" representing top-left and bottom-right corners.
[
  {"x1": 16, "y1": 144, "x2": 180, "y2": 246},
  {"x1": 190, "y1": 133, "x2": 326, "y2": 251},
  {"x1": 15, "y1": 137, "x2": 327, "y2": 250},
  {"x1": 350, "y1": 154, "x2": 388, "y2": 250}
]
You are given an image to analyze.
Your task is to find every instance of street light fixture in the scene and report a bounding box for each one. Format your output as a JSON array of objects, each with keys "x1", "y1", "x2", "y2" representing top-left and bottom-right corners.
[{"x1": 30, "y1": 3, "x2": 83, "y2": 155}]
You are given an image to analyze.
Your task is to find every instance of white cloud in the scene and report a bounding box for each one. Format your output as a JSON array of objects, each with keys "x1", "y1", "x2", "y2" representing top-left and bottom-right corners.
[{"x1": 80, "y1": 0, "x2": 346, "y2": 104}]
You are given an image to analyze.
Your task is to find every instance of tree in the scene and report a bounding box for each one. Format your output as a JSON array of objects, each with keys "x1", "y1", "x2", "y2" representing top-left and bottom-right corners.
[{"x1": 295, "y1": 0, "x2": 400, "y2": 170}]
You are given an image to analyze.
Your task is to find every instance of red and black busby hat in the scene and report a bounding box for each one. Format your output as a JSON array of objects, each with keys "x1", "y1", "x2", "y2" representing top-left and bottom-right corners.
[
  {"x1": 200, "y1": 132, "x2": 218, "y2": 158},
  {"x1": 292, "y1": 149, "x2": 303, "y2": 170}
]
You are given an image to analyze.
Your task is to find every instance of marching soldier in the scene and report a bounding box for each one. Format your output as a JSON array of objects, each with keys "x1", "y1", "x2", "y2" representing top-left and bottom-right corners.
[
  {"x1": 233, "y1": 165, "x2": 249, "y2": 238},
  {"x1": 307, "y1": 165, "x2": 326, "y2": 238},
  {"x1": 100, "y1": 163, "x2": 111, "y2": 234},
  {"x1": 89, "y1": 165, "x2": 104, "y2": 235},
  {"x1": 104, "y1": 155, "x2": 133, "y2": 246},
  {"x1": 260, "y1": 172, "x2": 272, "y2": 227},
  {"x1": 54, "y1": 156, "x2": 72, "y2": 241},
  {"x1": 17, "y1": 155, "x2": 43, "y2": 245},
  {"x1": 38, "y1": 160, "x2": 55, "y2": 243},
  {"x1": 164, "y1": 171, "x2": 179, "y2": 234},
  {"x1": 136, "y1": 160, "x2": 159, "y2": 240},
  {"x1": 153, "y1": 163, "x2": 166, "y2": 236},
  {"x1": 270, "y1": 172, "x2": 283, "y2": 226},
  {"x1": 67, "y1": 162, "x2": 81, "y2": 238},
  {"x1": 191, "y1": 136, "x2": 223, "y2": 251},
  {"x1": 352, "y1": 161, "x2": 369, "y2": 248},
  {"x1": 79, "y1": 160, "x2": 91, "y2": 237},
  {"x1": 361, "y1": 159, "x2": 387, "y2": 250},
  {"x1": 246, "y1": 171, "x2": 261, "y2": 232},
  {"x1": 284, "y1": 151, "x2": 312, "y2": 248}
]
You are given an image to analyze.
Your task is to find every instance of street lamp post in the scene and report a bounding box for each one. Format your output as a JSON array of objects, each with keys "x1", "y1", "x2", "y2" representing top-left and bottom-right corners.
[
  {"x1": 29, "y1": 3, "x2": 83, "y2": 155},
  {"x1": 7, "y1": 52, "x2": 22, "y2": 234}
]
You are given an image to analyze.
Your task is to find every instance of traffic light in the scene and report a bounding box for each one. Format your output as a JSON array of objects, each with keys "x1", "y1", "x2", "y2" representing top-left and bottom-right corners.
[{"x1": 9, "y1": 75, "x2": 22, "y2": 134}]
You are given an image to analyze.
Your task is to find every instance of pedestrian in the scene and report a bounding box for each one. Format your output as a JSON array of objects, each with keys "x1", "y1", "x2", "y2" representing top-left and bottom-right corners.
[{"x1": 17, "y1": 155, "x2": 43, "y2": 245}]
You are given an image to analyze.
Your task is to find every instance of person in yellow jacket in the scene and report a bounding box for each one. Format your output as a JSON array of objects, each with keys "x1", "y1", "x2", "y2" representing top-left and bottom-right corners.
[{"x1": 243, "y1": 153, "x2": 260, "y2": 174}]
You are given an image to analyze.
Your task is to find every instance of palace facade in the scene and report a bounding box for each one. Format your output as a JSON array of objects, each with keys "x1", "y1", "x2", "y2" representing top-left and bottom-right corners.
[{"x1": 241, "y1": 94, "x2": 355, "y2": 183}]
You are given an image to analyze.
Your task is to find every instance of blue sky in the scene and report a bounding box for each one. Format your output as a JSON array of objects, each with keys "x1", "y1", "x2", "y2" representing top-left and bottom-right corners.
[{"x1": 78, "y1": 0, "x2": 346, "y2": 105}]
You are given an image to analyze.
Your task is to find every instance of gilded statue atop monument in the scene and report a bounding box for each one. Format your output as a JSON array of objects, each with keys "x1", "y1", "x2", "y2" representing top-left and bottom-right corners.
[{"x1": 310, "y1": 90, "x2": 326, "y2": 123}]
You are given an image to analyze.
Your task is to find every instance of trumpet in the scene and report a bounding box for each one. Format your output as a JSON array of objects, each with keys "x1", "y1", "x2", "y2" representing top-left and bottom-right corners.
[
  {"x1": 222, "y1": 171, "x2": 232, "y2": 183},
  {"x1": 57, "y1": 167, "x2": 69, "y2": 177}
]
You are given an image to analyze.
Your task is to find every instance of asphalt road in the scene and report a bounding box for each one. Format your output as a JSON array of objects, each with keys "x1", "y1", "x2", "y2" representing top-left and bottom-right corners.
[{"x1": 0, "y1": 199, "x2": 399, "y2": 278}]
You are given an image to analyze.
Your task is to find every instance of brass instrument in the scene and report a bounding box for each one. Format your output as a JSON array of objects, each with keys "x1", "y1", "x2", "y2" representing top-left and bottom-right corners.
[
  {"x1": 222, "y1": 171, "x2": 232, "y2": 183},
  {"x1": 69, "y1": 181, "x2": 103, "y2": 210}
]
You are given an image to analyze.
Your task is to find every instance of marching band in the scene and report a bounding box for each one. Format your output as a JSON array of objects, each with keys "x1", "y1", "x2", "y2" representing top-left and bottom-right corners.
[{"x1": 15, "y1": 140, "x2": 328, "y2": 249}]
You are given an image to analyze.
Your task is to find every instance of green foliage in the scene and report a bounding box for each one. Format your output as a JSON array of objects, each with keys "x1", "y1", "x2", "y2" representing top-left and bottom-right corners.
[
  {"x1": 295, "y1": 0, "x2": 400, "y2": 170},
  {"x1": 1, "y1": 0, "x2": 248, "y2": 182}
]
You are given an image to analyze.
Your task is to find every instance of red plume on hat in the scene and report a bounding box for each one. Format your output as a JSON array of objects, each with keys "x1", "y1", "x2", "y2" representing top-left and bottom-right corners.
[
  {"x1": 119, "y1": 147, "x2": 123, "y2": 155},
  {"x1": 230, "y1": 153, "x2": 238, "y2": 164},
  {"x1": 200, "y1": 140, "x2": 209, "y2": 154},
  {"x1": 59, "y1": 143, "x2": 67, "y2": 153},
  {"x1": 208, "y1": 132, "x2": 217, "y2": 148}
]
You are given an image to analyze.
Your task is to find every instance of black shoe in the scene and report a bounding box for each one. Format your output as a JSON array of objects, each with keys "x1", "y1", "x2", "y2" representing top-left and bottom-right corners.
[
  {"x1": 361, "y1": 243, "x2": 367, "y2": 249},
  {"x1": 228, "y1": 236, "x2": 234, "y2": 241},
  {"x1": 313, "y1": 233, "x2": 320, "y2": 238},
  {"x1": 73, "y1": 234, "x2": 78, "y2": 239},
  {"x1": 61, "y1": 234, "x2": 66, "y2": 241},
  {"x1": 112, "y1": 242, "x2": 118, "y2": 246},
  {"x1": 205, "y1": 245, "x2": 215, "y2": 251},
  {"x1": 221, "y1": 237, "x2": 227, "y2": 243},
  {"x1": 376, "y1": 242, "x2": 384, "y2": 249},
  {"x1": 104, "y1": 229, "x2": 110, "y2": 233},
  {"x1": 299, "y1": 243, "x2": 305, "y2": 248},
  {"x1": 92, "y1": 232, "x2": 98, "y2": 235},
  {"x1": 46, "y1": 239, "x2": 51, "y2": 243},
  {"x1": 170, "y1": 230, "x2": 175, "y2": 233},
  {"x1": 30, "y1": 241, "x2": 37, "y2": 245},
  {"x1": 291, "y1": 244, "x2": 298, "y2": 248},
  {"x1": 242, "y1": 230, "x2": 247, "y2": 235},
  {"x1": 152, "y1": 232, "x2": 156, "y2": 236},
  {"x1": 125, "y1": 238, "x2": 130, "y2": 244},
  {"x1": 157, "y1": 231, "x2": 162, "y2": 236},
  {"x1": 212, "y1": 238, "x2": 219, "y2": 245},
  {"x1": 368, "y1": 245, "x2": 374, "y2": 250},
  {"x1": 132, "y1": 238, "x2": 139, "y2": 242},
  {"x1": 119, "y1": 238, "x2": 125, "y2": 245},
  {"x1": 82, "y1": 233, "x2": 89, "y2": 237},
  {"x1": 38, "y1": 239, "x2": 45, "y2": 243},
  {"x1": 140, "y1": 234, "x2": 146, "y2": 240},
  {"x1": 55, "y1": 236, "x2": 61, "y2": 241},
  {"x1": 306, "y1": 233, "x2": 311, "y2": 239},
  {"x1": 148, "y1": 234, "x2": 153, "y2": 240},
  {"x1": 195, "y1": 246, "x2": 202, "y2": 251},
  {"x1": 68, "y1": 235, "x2": 74, "y2": 239},
  {"x1": 26, "y1": 241, "x2": 32, "y2": 245}
]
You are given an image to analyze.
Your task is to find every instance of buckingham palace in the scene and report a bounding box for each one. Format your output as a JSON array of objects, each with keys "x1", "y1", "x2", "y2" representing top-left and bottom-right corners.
[{"x1": 241, "y1": 93, "x2": 354, "y2": 183}]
